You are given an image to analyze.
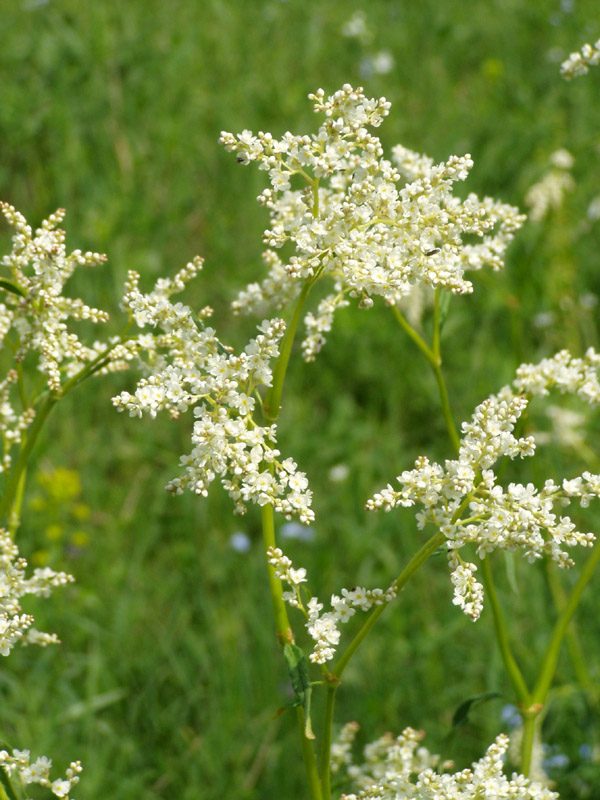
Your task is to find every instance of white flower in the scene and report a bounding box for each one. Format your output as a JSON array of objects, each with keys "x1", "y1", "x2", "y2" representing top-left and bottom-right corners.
[
  {"x1": 0, "y1": 203, "x2": 110, "y2": 393},
  {"x1": 0, "y1": 528, "x2": 73, "y2": 656},
  {"x1": 268, "y1": 546, "x2": 396, "y2": 663},
  {"x1": 114, "y1": 269, "x2": 314, "y2": 523},
  {"x1": 337, "y1": 727, "x2": 558, "y2": 799},
  {"x1": 561, "y1": 39, "x2": 600, "y2": 78},
  {"x1": 0, "y1": 749, "x2": 81, "y2": 799},
  {"x1": 368, "y1": 351, "x2": 600, "y2": 620},
  {"x1": 221, "y1": 85, "x2": 524, "y2": 360}
]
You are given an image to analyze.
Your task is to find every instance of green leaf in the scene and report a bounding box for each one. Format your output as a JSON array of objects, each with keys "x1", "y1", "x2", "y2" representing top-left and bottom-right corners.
[
  {"x1": 0, "y1": 280, "x2": 25, "y2": 298},
  {"x1": 451, "y1": 691, "x2": 501, "y2": 728},
  {"x1": 283, "y1": 643, "x2": 315, "y2": 739}
]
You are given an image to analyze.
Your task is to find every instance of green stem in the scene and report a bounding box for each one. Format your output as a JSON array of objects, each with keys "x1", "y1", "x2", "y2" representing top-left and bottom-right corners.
[
  {"x1": 392, "y1": 303, "x2": 460, "y2": 452},
  {"x1": 263, "y1": 282, "x2": 312, "y2": 424},
  {"x1": 545, "y1": 561, "x2": 594, "y2": 695},
  {"x1": 480, "y1": 558, "x2": 530, "y2": 705},
  {"x1": 531, "y1": 539, "x2": 600, "y2": 706},
  {"x1": 335, "y1": 530, "x2": 445, "y2": 679},
  {"x1": 0, "y1": 392, "x2": 56, "y2": 524},
  {"x1": 431, "y1": 362, "x2": 461, "y2": 452},
  {"x1": 7, "y1": 466, "x2": 27, "y2": 536},
  {"x1": 518, "y1": 539, "x2": 600, "y2": 776},
  {"x1": 520, "y1": 712, "x2": 540, "y2": 778},
  {"x1": 258, "y1": 286, "x2": 322, "y2": 799},
  {"x1": 261, "y1": 502, "x2": 294, "y2": 646},
  {"x1": 391, "y1": 305, "x2": 436, "y2": 364},
  {"x1": 261, "y1": 503, "x2": 322, "y2": 800},
  {"x1": 318, "y1": 531, "x2": 445, "y2": 799},
  {"x1": 0, "y1": 334, "x2": 131, "y2": 525}
]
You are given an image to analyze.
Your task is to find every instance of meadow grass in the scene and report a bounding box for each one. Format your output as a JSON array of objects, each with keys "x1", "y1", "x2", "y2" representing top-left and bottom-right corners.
[{"x1": 1, "y1": 0, "x2": 600, "y2": 797}]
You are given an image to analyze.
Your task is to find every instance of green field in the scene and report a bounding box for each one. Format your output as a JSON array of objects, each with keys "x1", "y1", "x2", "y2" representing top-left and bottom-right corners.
[{"x1": 1, "y1": 1, "x2": 600, "y2": 797}]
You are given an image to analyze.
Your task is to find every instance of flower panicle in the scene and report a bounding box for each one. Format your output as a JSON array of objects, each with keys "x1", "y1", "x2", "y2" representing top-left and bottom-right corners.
[
  {"x1": 367, "y1": 349, "x2": 600, "y2": 620},
  {"x1": 336, "y1": 726, "x2": 558, "y2": 799},
  {"x1": 268, "y1": 545, "x2": 396, "y2": 663},
  {"x1": 561, "y1": 39, "x2": 600, "y2": 79},
  {"x1": 220, "y1": 84, "x2": 525, "y2": 360},
  {"x1": 114, "y1": 271, "x2": 314, "y2": 524}
]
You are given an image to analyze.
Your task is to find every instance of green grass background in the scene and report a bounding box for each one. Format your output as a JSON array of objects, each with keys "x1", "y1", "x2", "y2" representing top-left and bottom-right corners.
[{"x1": 1, "y1": 0, "x2": 600, "y2": 797}]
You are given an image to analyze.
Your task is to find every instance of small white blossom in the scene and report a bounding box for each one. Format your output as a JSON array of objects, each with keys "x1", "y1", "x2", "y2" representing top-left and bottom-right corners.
[
  {"x1": 525, "y1": 151, "x2": 574, "y2": 222},
  {"x1": 0, "y1": 528, "x2": 74, "y2": 656},
  {"x1": 0, "y1": 203, "x2": 110, "y2": 393},
  {"x1": 338, "y1": 727, "x2": 558, "y2": 799},
  {"x1": 561, "y1": 39, "x2": 600, "y2": 78},
  {"x1": 0, "y1": 749, "x2": 81, "y2": 799},
  {"x1": 268, "y1": 546, "x2": 396, "y2": 663}
]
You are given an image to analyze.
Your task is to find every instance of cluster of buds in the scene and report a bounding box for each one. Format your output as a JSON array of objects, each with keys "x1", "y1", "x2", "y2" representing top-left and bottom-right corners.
[{"x1": 0, "y1": 527, "x2": 74, "y2": 656}]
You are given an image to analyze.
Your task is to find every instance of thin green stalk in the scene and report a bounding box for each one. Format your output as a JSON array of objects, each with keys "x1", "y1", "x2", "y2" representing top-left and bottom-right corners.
[
  {"x1": 334, "y1": 530, "x2": 445, "y2": 679},
  {"x1": 518, "y1": 505, "x2": 600, "y2": 777},
  {"x1": 0, "y1": 334, "x2": 131, "y2": 524},
  {"x1": 545, "y1": 561, "x2": 594, "y2": 695},
  {"x1": 259, "y1": 285, "x2": 323, "y2": 799},
  {"x1": 531, "y1": 538, "x2": 600, "y2": 706},
  {"x1": 0, "y1": 392, "x2": 56, "y2": 523},
  {"x1": 480, "y1": 558, "x2": 530, "y2": 705},
  {"x1": 261, "y1": 502, "x2": 322, "y2": 800},
  {"x1": 432, "y1": 288, "x2": 442, "y2": 361},
  {"x1": 318, "y1": 531, "x2": 445, "y2": 799},
  {"x1": 520, "y1": 712, "x2": 540, "y2": 778},
  {"x1": 431, "y1": 363, "x2": 460, "y2": 452},
  {"x1": 261, "y1": 502, "x2": 294, "y2": 646},
  {"x1": 263, "y1": 281, "x2": 312, "y2": 424},
  {"x1": 392, "y1": 304, "x2": 460, "y2": 452},
  {"x1": 7, "y1": 466, "x2": 27, "y2": 536},
  {"x1": 391, "y1": 305, "x2": 436, "y2": 365}
]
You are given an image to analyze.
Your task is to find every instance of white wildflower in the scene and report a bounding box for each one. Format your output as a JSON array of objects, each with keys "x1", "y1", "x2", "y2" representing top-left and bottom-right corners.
[
  {"x1": 0, "y1": 749, "x2": 81, "y2": 799},
  {"x1": 114, "y1": 268, "x2": 313, "y2": 523},
  {"x1": 220, "y1": 85, "x2": 524, "y2": 360},
  {"x1": 525, "y1": 151, "x2": 574, "y2": 222},
  {"x1": 0, "y1": 203, "x2": 110, "y2": 393},
  {"x1": 338, "y1": 728, "x2": 558, "y2": 799},
  {"x1": 561, "y1": 39, "x2": 600, "y2": 78},
  {"x1": 368, "y1": 351, "x2": 600, "y2": 620},
  {"x1": 268, "y1": 546, "x2": 396, "y2": 663},
  {"x1": 0, "y1": 528, "x2": 73, "y2": 656}
]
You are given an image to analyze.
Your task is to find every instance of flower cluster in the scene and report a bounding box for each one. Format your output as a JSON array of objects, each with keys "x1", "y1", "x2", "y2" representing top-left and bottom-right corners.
[
  {"x1": 525, "y1": 150, "x2": 574, "y2": 222},
  {"x1": 0, "y1": 749, "x2": 81, "y2": 799},
  {"x1": 367, "y1": 351, "x2": 600, "y2": 620},
  {"x1": 561, "y1": 39, "x2": 600, "y2": 79},
  {"x1": 113, "y1": 268, "x2": 313, "y2": 522},
  {"x1": 220, "y1": 85, "x2": 525, "y2": 360},
  {"x1": 268, "y1": 546, "x2": 396, "y2": 662},
  {"x1": 335, "y1": 725, "x2": 558, "y2": 799},
  {"x1": 0, "y1": 203, "x2": 110, "y2": 392},
  {"x1": 514, "y1": 347, "x2": 600, "y2": 403},
  {"x1": 0, "y1": 527, "x2": 74, "y2": 656}
]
